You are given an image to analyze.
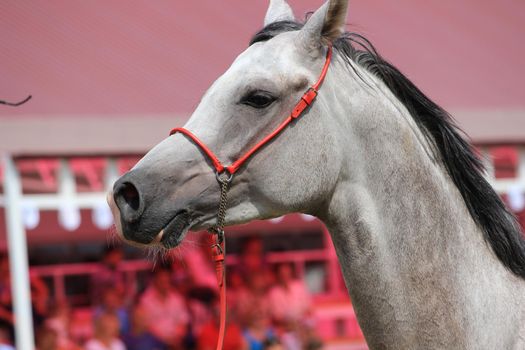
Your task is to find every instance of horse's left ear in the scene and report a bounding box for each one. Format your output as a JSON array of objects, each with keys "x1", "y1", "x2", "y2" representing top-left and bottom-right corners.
[
  {"x1": 299, "y1": 0, "x2": 348, "y2": 49},
  {"x1": 264, "y1": 0, "x2": 295, "y2": 26}
]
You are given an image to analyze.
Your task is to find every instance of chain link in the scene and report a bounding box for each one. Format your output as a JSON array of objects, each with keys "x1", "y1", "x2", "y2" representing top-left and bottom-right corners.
[
  {"x1": 208, "y1": 172, "x2": 232, "y2": 244},
  {"x1": 207, "y1": 172, "x2": 231, "y2": 350}
]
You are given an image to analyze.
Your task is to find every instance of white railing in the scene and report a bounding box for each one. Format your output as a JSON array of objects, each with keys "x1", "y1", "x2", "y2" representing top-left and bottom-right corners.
[{"x1": 30, "y1": 247, "x2": 344, "y2": 306}]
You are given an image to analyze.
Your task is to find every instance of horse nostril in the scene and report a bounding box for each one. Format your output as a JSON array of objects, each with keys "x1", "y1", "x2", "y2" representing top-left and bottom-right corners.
[
  {"x1": 121, "y1": 182, "x2": 140, "y2": 211},
  {"x1": 114, "y1": 181, "x2": 144, "y2": 223}
]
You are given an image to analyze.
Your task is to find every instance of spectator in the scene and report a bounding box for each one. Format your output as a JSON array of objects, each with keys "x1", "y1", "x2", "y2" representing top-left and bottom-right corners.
[
  {"x1": 30, "y1": 272, "x2": 50, "y2": 328},
  {"x1": 45, "y1": 301, "x2": 81, "y2": 350},
  {"x1": 138, "y1": 265, "x2": 189, "y2": 347},
  {"x1": 237, "y1": 237, "x2": 268, "y2": 282},
  {"x1": 91, "y1": 246, "x2": 127, "y2": 305},
  {"x1": 35, "y1": 325, "x2": 58, "y2": 350},
  {"x1": 262, "y1": 337, "x2": 284, "y2": 350},
  {"x1": 268, "y1": 263, "x2": 318, "y2": 350},
  {"x1": 185, "y1": 286, "x2": 217, "y2": 345},
  {"x1": 85, "y1": 312, "x2": 126, "y2": 350},
  {"x1": 0, "y1": 254, "x2": 49, "y2": 334},
  {"x1": 170, "y1": 257, "x2": 192, "y2": 297},
  {"x1": 268, "y1": 263, "x2": 311, "y2": 325},
  {"x1": 236, "y1": 272, "x2": 270, "y2": 329},
  {"x1": 195, "y1": 291, "x2": 246, "y2": 350},
  {"x1": 225, "y1": 268, "x2": 244, "y2": 323},
  {"x1": 242, "y1": 303, "x2": 276, "y2": 350},
  {"x1": 235, "y1": 269, "x2": 275, "y2": 350},
  {"x1": 122, "y1": 305, "x2": 166, "y2": 350},
  {"x1": 94, "y1": 288, "x2": 130, "y2": 335},
  {"x1": 0, "y1": 255, "x2": 13, "y2": 340},
  {"x1": 0, "y1": 327, "x2": 14, "y2": 350}
]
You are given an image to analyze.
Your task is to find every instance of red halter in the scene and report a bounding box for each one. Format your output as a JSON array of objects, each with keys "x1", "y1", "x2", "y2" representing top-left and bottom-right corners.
[
  {"x1": 168, "y1": 45, "x2": 332, "y2": 350},
  {"x1": 169, "y1": 45, "x2": 332, "y2": 176}
]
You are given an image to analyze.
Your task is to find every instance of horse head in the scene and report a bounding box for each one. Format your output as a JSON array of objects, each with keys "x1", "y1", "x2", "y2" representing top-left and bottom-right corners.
[{"x1": 108, "y1": 0, "x2": 349, "y2": 248}]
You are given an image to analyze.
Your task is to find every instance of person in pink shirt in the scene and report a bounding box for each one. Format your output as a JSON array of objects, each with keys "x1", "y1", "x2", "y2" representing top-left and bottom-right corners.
[
  {"x1": 268, "y1": 263, "x2": 312, "y2": 324},
  {"x1": 84, "y1": 313, "x2": 125, "y2": 350},
  {"x1": 268, "y1": 263, "x2": 321, "y2": 350},
  {"x1": 138, "y1": 266, "x2": 189, "y2": 347}
]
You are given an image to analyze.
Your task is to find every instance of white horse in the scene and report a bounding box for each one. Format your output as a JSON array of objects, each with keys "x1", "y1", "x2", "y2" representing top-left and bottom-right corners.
[{"x1": 108, "y1": 0, "x2": 525, "y2": 348}]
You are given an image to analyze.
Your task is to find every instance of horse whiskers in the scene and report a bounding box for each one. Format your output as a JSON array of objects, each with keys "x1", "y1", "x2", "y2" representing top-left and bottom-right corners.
[
  {"x1": 169, "y1": 248, "x2": 185, "y2": 266},
  {"x1": 106, "y1": 228, "x2": 123, "y2": 247},
  {"x1": 144, "y1": 245, "x2": 167, "y2": 267}
]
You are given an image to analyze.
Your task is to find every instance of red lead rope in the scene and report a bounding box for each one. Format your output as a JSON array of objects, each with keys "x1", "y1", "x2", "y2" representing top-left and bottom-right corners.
[
  {"x1": 212, "y1": 241, "x2": 226, "y2": 350},
  {"x1": 169, "y1": 45, "x2": 333, "y2": 350}
]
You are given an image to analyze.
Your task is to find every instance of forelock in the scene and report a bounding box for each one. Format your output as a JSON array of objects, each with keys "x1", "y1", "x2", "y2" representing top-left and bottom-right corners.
[{"x1": 249, "y1": 20, "x2": 303, "y2": 46}]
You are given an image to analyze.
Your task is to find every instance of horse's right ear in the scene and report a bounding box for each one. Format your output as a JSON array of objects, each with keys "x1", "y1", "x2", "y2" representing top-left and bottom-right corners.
[
  {"x1": 298, "y1": 0, "x2": 349, "y2": 49},
  {"x1": 264, "y1": 0, "x2": 295, "y2": 26}
]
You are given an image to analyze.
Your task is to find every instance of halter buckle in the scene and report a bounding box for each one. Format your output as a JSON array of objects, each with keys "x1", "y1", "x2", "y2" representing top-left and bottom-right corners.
[{"x1": 291, "y1": 88, "x2": 318, "y2": 119}]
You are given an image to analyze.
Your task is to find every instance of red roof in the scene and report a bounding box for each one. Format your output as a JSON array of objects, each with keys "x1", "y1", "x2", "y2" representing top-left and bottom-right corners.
[{"x1": 1, "y1": 0, "x2": 524, "y2": 118}]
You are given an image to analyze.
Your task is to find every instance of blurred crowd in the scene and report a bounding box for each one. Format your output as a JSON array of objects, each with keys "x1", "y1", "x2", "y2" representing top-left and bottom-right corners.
[{"x1": 0, "y1": 236, "x2": 322, "y2": 350}]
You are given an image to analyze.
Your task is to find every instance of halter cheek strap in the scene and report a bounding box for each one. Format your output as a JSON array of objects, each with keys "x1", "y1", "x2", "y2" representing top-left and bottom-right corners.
[{"x1": 169, "y1": 45, "x2": 332, "y2": 176}]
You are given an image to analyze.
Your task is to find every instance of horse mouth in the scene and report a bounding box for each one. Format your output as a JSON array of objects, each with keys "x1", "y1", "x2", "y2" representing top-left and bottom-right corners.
[{"x1": 159, "y1": 211, "x2": 191, "y2": 249}]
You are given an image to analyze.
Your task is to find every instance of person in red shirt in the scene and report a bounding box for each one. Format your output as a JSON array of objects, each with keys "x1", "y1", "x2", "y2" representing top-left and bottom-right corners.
[{"x1": 196, "y1": 292, "x2": 247, "y2": 350}]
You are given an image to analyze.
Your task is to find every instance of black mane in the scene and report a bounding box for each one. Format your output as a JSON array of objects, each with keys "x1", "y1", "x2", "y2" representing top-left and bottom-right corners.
[{"x1": 250, "y1": 21, "x2": 525, "y2": 279}]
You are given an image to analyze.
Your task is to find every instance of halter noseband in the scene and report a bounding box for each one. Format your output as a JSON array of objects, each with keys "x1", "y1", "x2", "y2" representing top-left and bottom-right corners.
[{"x1": 168, "y1": 45, "x2": 332, "y2": 350}]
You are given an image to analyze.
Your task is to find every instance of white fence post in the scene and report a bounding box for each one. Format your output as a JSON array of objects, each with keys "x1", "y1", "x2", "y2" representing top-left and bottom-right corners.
[{"x1": 3, "y1": 155, "x2": 35, "y2": 350}]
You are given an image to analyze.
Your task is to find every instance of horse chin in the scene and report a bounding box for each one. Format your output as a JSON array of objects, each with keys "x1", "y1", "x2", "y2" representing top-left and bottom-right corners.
[
  {"x1": 158, "y1": 211, "x2": 192, "y2": 249},
  {"x1": 190, "y1": 202, "x2": 265, "y2": 231}
]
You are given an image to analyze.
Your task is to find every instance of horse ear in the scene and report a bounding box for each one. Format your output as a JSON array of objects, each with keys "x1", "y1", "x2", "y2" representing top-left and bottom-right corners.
[
  {"x1": 299, "y1": 0, "x2": 348, "y2": 48},
  {"x1": 264, "y1": 0, "x2": 295, "y2": 26}
]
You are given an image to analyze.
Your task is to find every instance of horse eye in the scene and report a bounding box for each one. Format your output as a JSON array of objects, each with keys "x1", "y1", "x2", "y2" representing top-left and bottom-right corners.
[{"x1": 240, "y1": 91, "x2": 276, "y2": 109}]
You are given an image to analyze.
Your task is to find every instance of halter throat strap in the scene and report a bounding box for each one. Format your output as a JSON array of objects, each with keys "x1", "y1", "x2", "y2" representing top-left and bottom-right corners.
[{"x1": 169, "y1": 45, "x2": 332, "y2": 176}]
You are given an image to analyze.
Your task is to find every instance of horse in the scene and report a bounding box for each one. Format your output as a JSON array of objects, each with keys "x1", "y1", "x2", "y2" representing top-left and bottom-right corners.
[{"x1": 107, "y1": 0, "x2": 525, "y2": 348}]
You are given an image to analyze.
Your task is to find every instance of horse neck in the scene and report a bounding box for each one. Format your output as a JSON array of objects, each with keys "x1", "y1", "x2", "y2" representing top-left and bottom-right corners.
[{"x1": 319, "y1": 62, "x2": 524, "y2": 348}]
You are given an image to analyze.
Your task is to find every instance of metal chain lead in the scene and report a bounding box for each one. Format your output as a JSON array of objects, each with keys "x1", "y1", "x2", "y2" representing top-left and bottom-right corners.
[
  {"x1": 208, "y1": 172, "x2": 231, "y2": 350},
  {"x1": 208, "y1": 172, "x2": 232, "y2": 244}
]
